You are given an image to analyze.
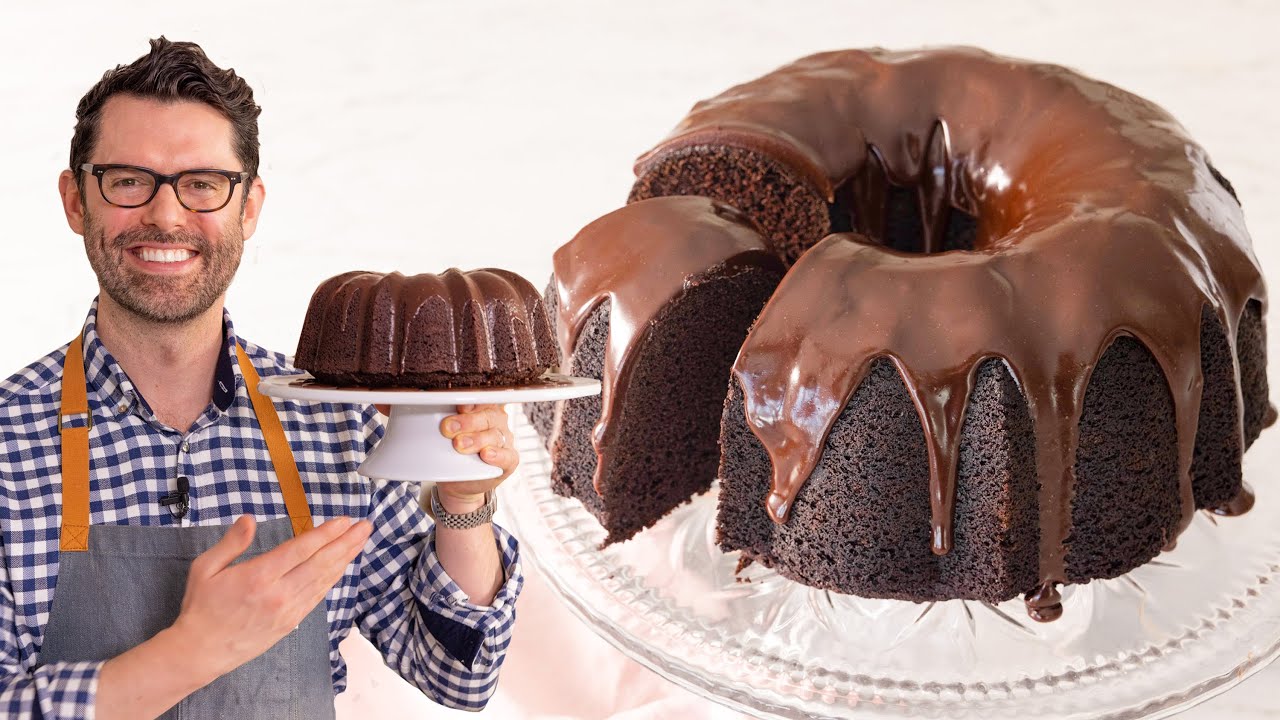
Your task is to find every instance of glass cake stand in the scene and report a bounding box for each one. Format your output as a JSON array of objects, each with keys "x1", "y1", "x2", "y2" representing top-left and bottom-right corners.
[{"x1": 503, "y1": 414, "x2": 1280, "y2": 719}]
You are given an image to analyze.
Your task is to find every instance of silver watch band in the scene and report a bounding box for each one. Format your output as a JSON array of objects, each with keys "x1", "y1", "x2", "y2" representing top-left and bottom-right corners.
[{"x1": 424, "y1": 485, "x2": 497, "y2": 529}]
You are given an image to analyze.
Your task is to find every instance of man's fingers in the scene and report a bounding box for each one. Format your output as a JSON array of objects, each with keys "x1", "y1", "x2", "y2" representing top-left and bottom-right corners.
[
  {"x1": 441, "y1": 410, "x2": 493, "y2": 438},
  {"x1": 192, "y1": 515, "x2": 257, "y2": 578},
  {"x1": 452, "y1": 427, "x2": 506, "y2": 454},
  {"x1": 479, "y1": 445, "x2": 519, "y2": 475},
  {"x1": 245, "y1": 516, "x2": 357, "y2": 578},
  {"x1": 283, "y1": 519, "x2": 373, "y2": 603},
  {"x1": 441, "y1": 404, "x2": 509, "y2": 437}
]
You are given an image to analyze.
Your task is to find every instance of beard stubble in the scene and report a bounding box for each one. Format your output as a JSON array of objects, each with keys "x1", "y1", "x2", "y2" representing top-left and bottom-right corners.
[{"x1": 82, "y1": 212, "x2": 245, "y2": 324}]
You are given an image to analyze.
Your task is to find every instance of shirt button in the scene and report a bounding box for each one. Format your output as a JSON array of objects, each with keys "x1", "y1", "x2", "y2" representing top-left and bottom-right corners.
[
  {"x1": 181, "y1": 441, "x2": 190, "y2": 453},
  {"x1": 117, "y1": 403, "x2": 127, "y2": 413}
]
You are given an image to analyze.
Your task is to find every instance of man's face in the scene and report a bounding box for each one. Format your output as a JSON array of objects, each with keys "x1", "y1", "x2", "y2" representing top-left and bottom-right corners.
[{"x1": 61, "y1": 96, "x2": 264, "y2": 324}]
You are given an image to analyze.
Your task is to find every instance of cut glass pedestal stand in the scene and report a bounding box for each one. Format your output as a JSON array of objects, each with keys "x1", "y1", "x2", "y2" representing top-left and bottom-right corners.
[{"x1": 505, "y1": 415, "x2": 1280, "y2": 719}]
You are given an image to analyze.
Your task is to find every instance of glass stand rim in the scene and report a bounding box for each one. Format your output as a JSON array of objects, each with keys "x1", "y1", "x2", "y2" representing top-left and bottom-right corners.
[{"x1": 505, "y1": 415, "x2": 1280, "y2": 719}]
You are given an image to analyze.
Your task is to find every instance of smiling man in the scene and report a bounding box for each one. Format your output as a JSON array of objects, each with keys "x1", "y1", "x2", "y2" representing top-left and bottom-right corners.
[{"x1": 0, "y1": 38, "x2": 523, "y2": 719}]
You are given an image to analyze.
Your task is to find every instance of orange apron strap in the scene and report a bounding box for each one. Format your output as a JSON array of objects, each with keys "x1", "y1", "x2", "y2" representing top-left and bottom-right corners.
[
  {"x1": 57, "y1": 335, "x2": 315, "y2": 547},
  {"x1": 236, "y1": 344, "x2": 315, "y2": 536},
  {"x1": 59, "y1": 335, "x2": 92, "y2": 552}
]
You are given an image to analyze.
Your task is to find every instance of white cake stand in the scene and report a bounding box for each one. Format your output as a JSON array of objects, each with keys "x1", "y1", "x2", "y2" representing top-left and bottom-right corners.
[{"x1": 257, "y1": 373, "x2": 599, "y2": 482}]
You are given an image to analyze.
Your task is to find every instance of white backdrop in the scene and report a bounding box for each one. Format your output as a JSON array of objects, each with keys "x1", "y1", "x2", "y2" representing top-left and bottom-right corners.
[{"x1": 1, "y1": 2, "x2": 1277, "y2": 718}]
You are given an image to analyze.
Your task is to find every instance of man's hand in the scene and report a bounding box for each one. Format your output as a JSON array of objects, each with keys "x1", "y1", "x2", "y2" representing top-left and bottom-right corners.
[
  {"x1": 370, "y1": 402, "x2": 514, "y2": 605},
  {"x1": 373, "y1": 402, "x2": 519, "y2": 512},
  {"x1": 170, "y1": 514, "x2": 372, "y2": 678},
  {"x1": 435, "y1": 403, "x2": 518, "y2": 509}
]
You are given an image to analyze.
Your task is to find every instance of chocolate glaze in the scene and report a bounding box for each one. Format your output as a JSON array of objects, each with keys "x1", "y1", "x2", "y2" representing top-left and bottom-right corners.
[
  {"x1": 1025, "y1": 582, "x2": 1064, "y2": 623},
  {"x1": 295, "y1": 268, "x2": 557, "y2": 381},
  {"x1": 638, "y1": 49, "x2": 1266, "y2": 611},
  {"x1": 550, "y1": 196, "x2": 785, "y2": 492},
  {"x1": 1212, "y1": 482, "x2": 1256, "y2": 516}
]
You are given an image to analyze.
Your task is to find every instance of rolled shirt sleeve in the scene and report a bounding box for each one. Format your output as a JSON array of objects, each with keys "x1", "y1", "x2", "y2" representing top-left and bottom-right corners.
[
  {"x1": 0, "y1": 660, "x2": 102, "y2": 720},
  {"x1": 353, "y1": 479, "x2": 523, "y2": 711}
]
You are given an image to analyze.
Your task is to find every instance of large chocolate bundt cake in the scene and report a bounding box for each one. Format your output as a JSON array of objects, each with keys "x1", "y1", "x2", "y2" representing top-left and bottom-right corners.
[
  {"x1": 540, "y1": 47, "x2": 1272, "y2": 621},
  {"x1": 296, "y1": 269, "x2": 557, "y2": 389}
]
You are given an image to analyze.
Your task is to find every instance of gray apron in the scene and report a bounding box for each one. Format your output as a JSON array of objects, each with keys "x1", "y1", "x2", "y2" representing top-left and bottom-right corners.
[{"x1": 40, "y1": 335, "x2": 337, "y2": 719}]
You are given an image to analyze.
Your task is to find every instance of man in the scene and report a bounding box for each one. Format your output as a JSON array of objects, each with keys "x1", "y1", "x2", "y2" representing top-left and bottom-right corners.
[{"x1": 0, "y1": 38, "x2": 524, "y2": 719}]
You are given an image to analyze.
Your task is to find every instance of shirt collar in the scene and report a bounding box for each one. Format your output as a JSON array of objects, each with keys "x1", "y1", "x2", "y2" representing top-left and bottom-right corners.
[{"x1": 80, "y1": 298, "x2": 245, "y2": 421}]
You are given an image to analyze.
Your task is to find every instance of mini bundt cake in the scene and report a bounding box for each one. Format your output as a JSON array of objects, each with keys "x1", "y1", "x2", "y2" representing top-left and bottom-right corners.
[
  {"x1": 296, "y1": 269, "x2": 558, "y2": 389},
  {"x1": 538, "y1": 196, "x2": 785, "y2": 544},
  {"x1": 543, "y1": 47, "x2": 1271, "y2": 621}
]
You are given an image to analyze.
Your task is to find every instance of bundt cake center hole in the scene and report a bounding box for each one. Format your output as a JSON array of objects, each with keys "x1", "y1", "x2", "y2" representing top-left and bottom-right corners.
[{"x1": 831, "y1": 180, "x2": 978, "y2": 254}]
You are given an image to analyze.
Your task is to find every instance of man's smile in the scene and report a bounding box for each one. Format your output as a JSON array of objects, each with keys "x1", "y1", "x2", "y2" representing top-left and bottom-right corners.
[{"x1": 125, "y1": 242, "x2": 201, "y2": 271}]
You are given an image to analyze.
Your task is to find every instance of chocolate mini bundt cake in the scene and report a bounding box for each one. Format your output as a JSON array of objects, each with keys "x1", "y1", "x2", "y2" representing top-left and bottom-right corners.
[
  {"x1": 295, "y1": 269, "x2": 558, "y2": 389},
  {"x1": 542, "y1": 47, "x2": 1271, "y2": 621},
  {"x1": 537, "y1": 196, "x2": 785, "y2": 544}
]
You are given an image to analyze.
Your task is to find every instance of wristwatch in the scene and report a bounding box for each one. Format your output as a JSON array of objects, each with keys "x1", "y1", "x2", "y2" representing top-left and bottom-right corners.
[{"x1": 424, "y1": 484, "x2": 497, "y2": 530}]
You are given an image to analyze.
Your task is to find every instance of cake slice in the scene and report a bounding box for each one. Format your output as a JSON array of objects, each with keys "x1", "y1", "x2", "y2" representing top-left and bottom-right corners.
[{"x1": 542, "y1": 196, "x2": 785, "y2": 544}]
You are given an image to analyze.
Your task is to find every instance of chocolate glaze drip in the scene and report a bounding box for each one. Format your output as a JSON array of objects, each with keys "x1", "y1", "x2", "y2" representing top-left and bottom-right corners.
[
  {"x1": 1025, "y1": 582, "x2": 1064, "y2": 623},
  {"x1": 642, "y1": 49, "x2": 1266, "y2": 612},
  {"x1": 550, "y1": 196, "x2": 785, "y2": 492},
  {"x1": 296, "y1": 268, "x2": 556, "y2": 376},
  {"x1": 1212, "y1": 482, "x2": 1256, "y2": 516}
]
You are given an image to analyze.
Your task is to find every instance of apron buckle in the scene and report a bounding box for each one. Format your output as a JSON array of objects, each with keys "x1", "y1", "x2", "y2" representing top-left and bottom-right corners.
[{"x1": 57, "y1": 412, "x2": 93, "y2": 431}]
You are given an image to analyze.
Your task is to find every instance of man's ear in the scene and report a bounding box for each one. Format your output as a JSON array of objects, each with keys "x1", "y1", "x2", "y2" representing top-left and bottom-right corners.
[
  {"x1": 59, "y1": 169, "x2": 86, "y2": 235},
  {"x1": 241, "y1": 176, "x2": 266, "y2": 241}
]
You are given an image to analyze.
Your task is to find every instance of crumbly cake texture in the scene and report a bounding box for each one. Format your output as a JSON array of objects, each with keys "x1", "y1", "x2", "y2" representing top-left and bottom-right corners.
[{"x1": 549, "y1": 270, "x2": 782, "y2": 544}]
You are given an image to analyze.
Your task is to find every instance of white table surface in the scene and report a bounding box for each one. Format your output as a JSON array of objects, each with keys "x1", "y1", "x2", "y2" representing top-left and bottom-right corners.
[{"x1": 2, "y1": 1, "x2": 1277, "y2": 718}]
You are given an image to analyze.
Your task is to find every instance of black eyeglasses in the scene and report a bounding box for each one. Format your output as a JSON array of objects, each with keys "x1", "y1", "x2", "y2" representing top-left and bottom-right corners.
[{"x1": 80, "y1": 163, "x2": 251, "y2": 213}]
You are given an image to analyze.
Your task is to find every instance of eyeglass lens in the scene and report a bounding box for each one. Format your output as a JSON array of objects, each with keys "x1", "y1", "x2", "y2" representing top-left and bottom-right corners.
[{"x1": 100, "y1": 167, "x2": 234, "y2": 210}]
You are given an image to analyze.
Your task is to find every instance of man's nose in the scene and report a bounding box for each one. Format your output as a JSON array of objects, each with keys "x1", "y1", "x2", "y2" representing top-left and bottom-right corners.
[{"x1": 140, "y1": 182, "x2": 187, "y2": 231}]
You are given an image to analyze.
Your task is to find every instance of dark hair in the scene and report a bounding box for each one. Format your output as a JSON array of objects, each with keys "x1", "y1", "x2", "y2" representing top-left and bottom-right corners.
[{"x1": 70, "y1": 37, "x2": 261, "y2": 186}]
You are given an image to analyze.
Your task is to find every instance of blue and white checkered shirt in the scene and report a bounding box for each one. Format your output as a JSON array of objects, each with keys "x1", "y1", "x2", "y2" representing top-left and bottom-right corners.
[{"x1": 0, "y1": 300, "x2": 523, "y2": 719}]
